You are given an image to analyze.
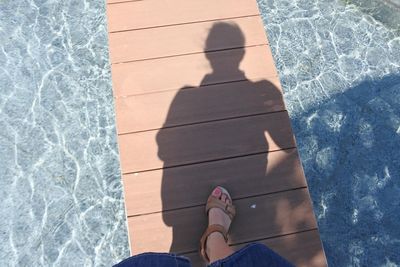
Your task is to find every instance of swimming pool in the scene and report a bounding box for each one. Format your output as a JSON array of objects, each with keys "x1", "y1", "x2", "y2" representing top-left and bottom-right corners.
[
  {"x1": 257, "y1": 0, "x2": 400, "y2": 265},
  {"x1": 0, "y1": 0, "x2": 129, "y2": 265}
]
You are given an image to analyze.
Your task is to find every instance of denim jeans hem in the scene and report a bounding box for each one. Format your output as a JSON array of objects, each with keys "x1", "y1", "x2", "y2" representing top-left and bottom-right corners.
[
  {"x1": 207, "y1": 243, "x2": 260, "y2": 266},
  {"x1": 113, "y1": 252, "x2": 191, "y2": 267}
]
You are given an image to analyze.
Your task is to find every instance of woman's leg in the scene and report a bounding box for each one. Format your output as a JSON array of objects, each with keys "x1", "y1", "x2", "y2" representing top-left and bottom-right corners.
[
  {"x1": 206, "y1": 187, "x2": 235, "y2": 263},
  {"x1": 203, "y1": 188, "x2": 295, "y2": 267}
]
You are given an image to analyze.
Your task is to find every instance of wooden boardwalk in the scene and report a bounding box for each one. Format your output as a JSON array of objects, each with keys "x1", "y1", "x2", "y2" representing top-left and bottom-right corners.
[{"x1": 106, "y1": 0, "x2": 327, "y2": 266}]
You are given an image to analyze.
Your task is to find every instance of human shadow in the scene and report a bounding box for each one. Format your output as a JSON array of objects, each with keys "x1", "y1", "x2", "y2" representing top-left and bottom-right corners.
[
  {"x1": 290, "y1": 74, "x2": 400, "y2": 266},
  {"x1": 155, "y1": 22, "x2": 303, "y2": 257}
]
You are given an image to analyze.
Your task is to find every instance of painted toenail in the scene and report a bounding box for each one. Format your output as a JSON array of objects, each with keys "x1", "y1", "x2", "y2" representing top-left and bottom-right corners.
[{"x1": 213, "y1": 187, "x2": 221, "y2": 196}]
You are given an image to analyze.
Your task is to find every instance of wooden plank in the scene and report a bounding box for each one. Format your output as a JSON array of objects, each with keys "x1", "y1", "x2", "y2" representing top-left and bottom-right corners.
[
  {"x1": 123, "y1": 149, "x2": 306, "y2": 216},
  {"x1": 128, "y1": 188, "x2": 317, "y2": 254},
  {"x1": 106, "y1": 0, "x2": 260, "y2": 32},
  {"x1": 118, "y1": 111, "x2": 295, "y2": 173},
  {"x1": 109, "y1": 16, "x2": 267, "y2": 63},
  {"x1": 184, "y1": 230, "x2": 327, "y2": 267},
  {"x1": 107, "y1": 0, "x2": 132, "y2": 4},
  {"x1": 115, "y1": 78, "x2": 284, "y2": 134},
  {"x1": 106, "y1": 1, "x2": 327, "y2": 264},
  {"x1": 107, "y1": 0, "x2": 127, "y2": 3},
  {"x1": 111, "y1": 45, "x2": 278, "y2": 97}
]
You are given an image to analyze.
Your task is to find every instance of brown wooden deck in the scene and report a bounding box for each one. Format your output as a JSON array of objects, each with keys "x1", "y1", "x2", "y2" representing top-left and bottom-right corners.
[{"x1": 106, "y1": 0, "x2": 328, "y2": 266}]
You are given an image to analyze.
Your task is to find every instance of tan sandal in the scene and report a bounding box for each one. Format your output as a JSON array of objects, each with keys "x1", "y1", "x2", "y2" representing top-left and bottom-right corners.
[{"x1": 200, "y1": 186, "x2": 236, "y2": 263}]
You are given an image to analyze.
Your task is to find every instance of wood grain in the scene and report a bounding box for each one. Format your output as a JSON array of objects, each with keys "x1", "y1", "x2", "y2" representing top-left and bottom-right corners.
[
  {"x1": 106, "y1": 0, "x2": 260, "y2": 32},
  {"x1": 128, "y1": 188, "x2": 317, "y2": 254},
  {"x1": 111, "y1": 45, "x2": 277, "y2": 97},
  {"x1": 118, "y1": 111, "x2": 295, "y2": 173},
  {"x1": 115, "y1": 78, "x2": 284, "y2": 134},
  {"x1": 123, "y1": 148, "x2": 306, "y2": 216},
  {"x1": 109, "y1": 16, "x2": 268, "y2": 63},
  {"x1": 106, "y1": 0, "x2": 327, "y2": 264}
]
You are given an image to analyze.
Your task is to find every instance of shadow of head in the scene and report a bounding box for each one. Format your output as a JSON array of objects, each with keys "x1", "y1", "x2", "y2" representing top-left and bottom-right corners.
[{"x1": 205, "y1": 22, "x2": 245, "y2": 73}]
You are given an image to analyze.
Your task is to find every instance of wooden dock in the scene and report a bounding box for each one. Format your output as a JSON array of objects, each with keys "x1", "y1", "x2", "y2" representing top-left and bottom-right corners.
[{"x1": 106, "y1": 0, "x2": 327, "y2": 266}]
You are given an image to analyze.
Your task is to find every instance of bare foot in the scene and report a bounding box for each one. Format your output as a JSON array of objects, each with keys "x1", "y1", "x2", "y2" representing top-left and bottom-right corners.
[
  {"x1": 206, "y1": 187, "x2": 233, "y2": 257},
  {"x1": 208, "y1": 187, "x2": 232, "y2": 230}
]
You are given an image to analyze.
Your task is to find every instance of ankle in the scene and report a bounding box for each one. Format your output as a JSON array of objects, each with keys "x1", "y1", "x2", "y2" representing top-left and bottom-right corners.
[{"x1": 206, "y1": 232, "x2": 227, "y2": 256}]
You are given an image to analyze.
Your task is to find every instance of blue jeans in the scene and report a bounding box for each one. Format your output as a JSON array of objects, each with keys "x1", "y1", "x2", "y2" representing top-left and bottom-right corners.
[{"x1": 114, "y1": 243, "x2": 294, "y2": 267}]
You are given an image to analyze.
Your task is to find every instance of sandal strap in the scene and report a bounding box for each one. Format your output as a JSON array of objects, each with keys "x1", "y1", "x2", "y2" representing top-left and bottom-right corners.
[
  {"x1": 206, "y1": 196, "x2": 236, "y2": 221},
  {"x1": 200, "y1": 224, "x2": 228, "y2": 263}
]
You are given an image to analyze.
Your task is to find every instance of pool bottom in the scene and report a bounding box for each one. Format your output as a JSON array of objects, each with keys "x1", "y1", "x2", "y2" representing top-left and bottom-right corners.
[{"x1": 257, "y1": 0, "x2": 400, "y2": 265}]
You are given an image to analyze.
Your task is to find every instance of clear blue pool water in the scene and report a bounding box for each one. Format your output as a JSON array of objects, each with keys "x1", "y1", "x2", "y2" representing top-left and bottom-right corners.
[
  {"x1": 257, "y1": 0, "x2": 400, "y2": 265},
  {"x1": 0, "y1": 0, "x2": 129, "y2": 266},
  {"x1": 1, "y1": 0, "x2": 399, "y2": 266}
]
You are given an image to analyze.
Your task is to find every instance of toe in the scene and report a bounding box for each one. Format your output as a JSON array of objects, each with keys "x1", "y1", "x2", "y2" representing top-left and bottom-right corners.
[
  {"x1": 221, "y1": 193, "x2": 227, "y2": 202},
  {"x1": 224, "y1": 195, "x2": 231, "y2": 204},
  {"x1": 212, "y1": 187, "x2": 222, "y2": 198}
]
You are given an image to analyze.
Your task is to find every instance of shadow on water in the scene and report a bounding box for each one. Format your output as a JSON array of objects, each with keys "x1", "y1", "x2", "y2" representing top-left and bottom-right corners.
[
  {"x1": 154, "y1": 22, "x2": 320, "y2": 265},
  {"x1": 291, "y1": 74, "x2": 400, "y2": 265}
]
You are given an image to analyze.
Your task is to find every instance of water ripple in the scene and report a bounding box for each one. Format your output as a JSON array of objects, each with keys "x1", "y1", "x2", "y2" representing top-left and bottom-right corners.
[
  {"x1": 258, "y1": 0, "x2": 400, "y2": 265},
  {"x1": 0, "y1": 0, "x2": 129, "y2": 266}
]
